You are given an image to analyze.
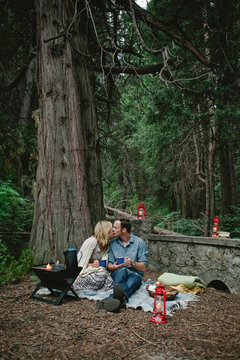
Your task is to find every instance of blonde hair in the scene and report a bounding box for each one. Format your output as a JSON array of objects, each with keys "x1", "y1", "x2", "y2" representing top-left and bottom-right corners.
[{"x1": 94, "y1": 220, "x2": 112, "y2": 247}]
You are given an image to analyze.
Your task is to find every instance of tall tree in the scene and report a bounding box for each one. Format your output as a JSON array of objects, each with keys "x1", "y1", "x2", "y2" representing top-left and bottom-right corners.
[
  {"x1": 0, "y1": 0, "x2": 37, "y2": 191},
  {"x1": 30, "y1": 0, "x2": 105, "y2": 263},
  {"x1": 3, "y1": 0, "x2": 239, "y2": 253}
]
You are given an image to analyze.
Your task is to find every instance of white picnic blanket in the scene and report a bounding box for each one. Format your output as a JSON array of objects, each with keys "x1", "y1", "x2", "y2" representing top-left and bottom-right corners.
[{"x1": 37, "y1": 280, "x2": 199, "y2": 315}]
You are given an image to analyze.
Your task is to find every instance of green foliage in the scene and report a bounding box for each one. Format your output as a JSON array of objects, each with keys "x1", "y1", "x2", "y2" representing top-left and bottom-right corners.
[
  {"x1": 0, "y1": 181, "x2": 33, "y2": 231},
  {"x1": 1, "y1": 0, "x2": 240, "y2": 239},
  {"x1": 156, "y1": 211, "x2": 204, "y2": 236},
  {"x1": 0, "y1": 181, "x2": 33, "y2": 254},
  {"x1": 0, "y1": 0, "x2": 37, "y2": 194},
  {"x1": 220, "y1": 208, "x2": 240, "y2": 238},
  {"x1": 0, "y1": 239, "x2": 34, "y2": 284}
]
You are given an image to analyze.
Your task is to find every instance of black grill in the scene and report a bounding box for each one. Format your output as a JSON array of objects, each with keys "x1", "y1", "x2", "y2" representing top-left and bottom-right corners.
[{"x1": 30, "y1": 248, "x2": 82, "y2": 306}]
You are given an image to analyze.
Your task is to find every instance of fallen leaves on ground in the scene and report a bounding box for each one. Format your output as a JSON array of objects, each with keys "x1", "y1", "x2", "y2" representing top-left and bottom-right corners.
[{"x1": 0, "y1": 268, "x2": 239, "y2": 360}]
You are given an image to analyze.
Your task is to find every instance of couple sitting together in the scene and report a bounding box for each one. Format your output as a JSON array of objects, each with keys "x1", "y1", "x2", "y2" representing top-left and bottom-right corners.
[{"x1": 74, "y1": 218, "x2": 148, "y2": 312}]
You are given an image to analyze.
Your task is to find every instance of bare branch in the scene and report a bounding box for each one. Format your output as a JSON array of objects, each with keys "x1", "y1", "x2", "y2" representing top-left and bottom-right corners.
[
  {"x1": 43, "y1": 32, "x2": 65, "y2": 43},
  {"x1": 129, "y1": 0, "x2": 164, "y2": 54},
  {"x1": 119, "y1": 0, "x2": 218, "y2": 68},
  {"x1": 93, "y1": 61, "x2": 175, "y2": 75}
]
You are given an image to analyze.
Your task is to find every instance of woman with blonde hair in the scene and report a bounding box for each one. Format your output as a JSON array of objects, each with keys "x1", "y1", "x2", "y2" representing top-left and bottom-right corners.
[{"x1": 73, "y1": 220, "x2": 114, "y2": 291}]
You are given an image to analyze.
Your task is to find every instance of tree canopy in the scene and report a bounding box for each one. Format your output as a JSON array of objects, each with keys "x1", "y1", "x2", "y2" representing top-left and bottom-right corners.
[{"x1": 1, "y1": 0, "x2": 240, "y2": 261}]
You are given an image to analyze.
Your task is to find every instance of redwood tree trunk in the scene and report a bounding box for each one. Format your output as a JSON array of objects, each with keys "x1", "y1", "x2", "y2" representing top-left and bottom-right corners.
[{"x1": 31, "y1": 0, "x2": 105, "y2": 263}]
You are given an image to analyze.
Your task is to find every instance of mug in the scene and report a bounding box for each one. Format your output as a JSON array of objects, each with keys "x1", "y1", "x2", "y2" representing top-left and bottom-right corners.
[
  {"x1": 117, "y1": 257, "x2": 124, "y2": 265},
  {"x1": 99, "y1": 259, "x2": 107, "y2": 268}
]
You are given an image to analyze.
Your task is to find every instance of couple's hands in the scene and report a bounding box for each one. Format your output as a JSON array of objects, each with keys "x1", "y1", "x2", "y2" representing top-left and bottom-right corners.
[
  {"x1": 124, "y1": 256, "x2": 134, "y2": 267},
  {"x1": 107, "y1": 257, "x2": 137, "y2": 272},
  {"x1": 111, "y1": 256, "x2": 133, "y2": 270},
  {"x1": 90, "y1": 257, "x2": 136, "y2": 272}
]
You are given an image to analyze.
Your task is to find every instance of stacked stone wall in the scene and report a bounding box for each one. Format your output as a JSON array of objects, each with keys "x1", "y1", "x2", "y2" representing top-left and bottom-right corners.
[{"x1": 147, "y1": 234, "x2": 240, "y2": 294}]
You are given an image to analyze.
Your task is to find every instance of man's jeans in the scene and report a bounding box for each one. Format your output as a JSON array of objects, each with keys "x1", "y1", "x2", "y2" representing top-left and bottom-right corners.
[{"x1": 111, "y1": 268, "x2": 142, "y2": 300}]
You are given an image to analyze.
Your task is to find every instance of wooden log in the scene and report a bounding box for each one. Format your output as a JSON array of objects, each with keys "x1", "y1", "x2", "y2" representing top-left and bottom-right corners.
[
  {"x1": 105, "y1": 205, "x2": 137, "y2": 220},
  {"x1": 104, "y1": 205, "x2": 184, "y2": 235}
]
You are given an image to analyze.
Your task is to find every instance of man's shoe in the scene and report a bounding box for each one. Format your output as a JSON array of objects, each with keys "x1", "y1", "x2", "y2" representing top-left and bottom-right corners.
[
  {"x1": 113, "y1": 284, "x2": 126, "y2": 305},
  {"x1": 97, "y1": 298, "x2": 121, "y2": 312}
]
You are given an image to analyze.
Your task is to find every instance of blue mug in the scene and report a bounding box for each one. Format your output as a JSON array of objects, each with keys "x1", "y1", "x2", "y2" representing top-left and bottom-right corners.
[
  {"x1": 117, "y1": 257, "x2": 124, "y2": 265},
  {"x1": 99, "y1": 259, "x2": 107, "y2": 268}
]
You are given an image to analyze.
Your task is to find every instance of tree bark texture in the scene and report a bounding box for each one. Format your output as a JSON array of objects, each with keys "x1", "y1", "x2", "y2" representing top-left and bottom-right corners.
[
  {"x1": 208, "y1": 110, "x2": 216, "y2": 223},
  {"x1": 220, "y1": 144, "x2": 237, "y2": 214},
  {"x1": 31, "y1": 0, "x2": 105, "y2": 263},
  {"x1": 18, "y1": 49, "x2": 35, "y2": 185},
  {"x1": 203, "y1": 141, "x2": 210, "y2": 237},
  {"x1": 203, "y1": 6, "x2": 216, "y2": 234}
]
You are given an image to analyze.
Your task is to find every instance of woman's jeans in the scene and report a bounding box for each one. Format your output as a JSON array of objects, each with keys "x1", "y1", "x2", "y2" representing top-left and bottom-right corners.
[{"x1": 111, "y1": 267, "x2": 142, "y2": 300}]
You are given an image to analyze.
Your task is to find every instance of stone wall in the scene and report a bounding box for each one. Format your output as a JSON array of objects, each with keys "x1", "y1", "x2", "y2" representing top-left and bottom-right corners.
[
  {"x1": 147, "y1": 234, "x2": 240, "y2": 294},
  {"x1": 130, "y1": 220, "x2": 153, "y2": 243}
]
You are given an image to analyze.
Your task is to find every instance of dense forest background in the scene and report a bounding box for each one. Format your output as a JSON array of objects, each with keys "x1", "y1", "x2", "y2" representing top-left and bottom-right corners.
[{"x1": 1, "y1": 0, "x2": 240, "y2": 268}]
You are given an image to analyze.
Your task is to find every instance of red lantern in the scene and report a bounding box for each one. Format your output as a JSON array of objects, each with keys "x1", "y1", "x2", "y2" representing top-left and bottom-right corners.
[
  {"x1": 137, "y1": 203, "x2": 146, "y2": 220},
  {"x1": 211, "y1": 216, "x2": 219, "y2": 237},
  {"x1": 151, "y1": 283, "x2": 167, "y2": 324}
]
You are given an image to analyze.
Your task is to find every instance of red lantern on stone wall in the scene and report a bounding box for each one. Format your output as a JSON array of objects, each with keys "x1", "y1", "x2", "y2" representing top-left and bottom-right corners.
[
  {"x1": 211, "y1": 216, "x2": 219, "y2": 237},
  {"x1": 137, "y1": 203, "x2": 146, "y2": 220}
]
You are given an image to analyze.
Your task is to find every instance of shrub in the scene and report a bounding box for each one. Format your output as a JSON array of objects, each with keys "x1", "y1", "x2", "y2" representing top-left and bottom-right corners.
[
  {"x1": 220, "y1": 207, "x2": 240, "y2": 238},
  {"x1": 156, "y1": 211, "x2": 204, "y2": 236},
  {"x1": 0, "y1": 239, "x2": 34, "y2": 285},
  {"x1": 0, "y1": 181, "x2": 33, "y2": 255}
]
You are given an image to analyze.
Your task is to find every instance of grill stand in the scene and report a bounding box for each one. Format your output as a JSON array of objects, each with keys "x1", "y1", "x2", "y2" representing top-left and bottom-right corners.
[
  {"x1": 30, "y1": 278, "x2": 79, "y2": 306},
  {"x1": 30, "y1": 266, "x2": 81, "y2": 306}
]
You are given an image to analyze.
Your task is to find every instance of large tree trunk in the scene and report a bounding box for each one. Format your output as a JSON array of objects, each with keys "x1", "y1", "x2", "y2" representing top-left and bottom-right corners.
[
  {"x1": 220, "y1": 144, "x2": 237, "y2": 214},
  {"x1": 134, "y1": 161, "x2": 147, "y2": 203},
  {"x1": 18, "y1": 49, "x2": 35, "y2": 193},
  {"x1": 204, "y1": 138, "x2": 211, "y2": 236},
  {"x1": 202, "y1": 5, "x2": 216, "y2": 235},
  {"x1": 208, "y1": 108, "x2": 216, "y2": 223},
  {"x1": 179, "y1": 176, "x2": 188, "y2": 218},
  {"x1": 31, "y1": 0, "x2": 105, "y2": 263}
]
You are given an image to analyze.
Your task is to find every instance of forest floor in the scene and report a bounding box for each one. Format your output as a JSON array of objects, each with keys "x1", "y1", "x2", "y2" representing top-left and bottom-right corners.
[{"x1": 0, "y1": 268, "x2": 240, "y2": 360}]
